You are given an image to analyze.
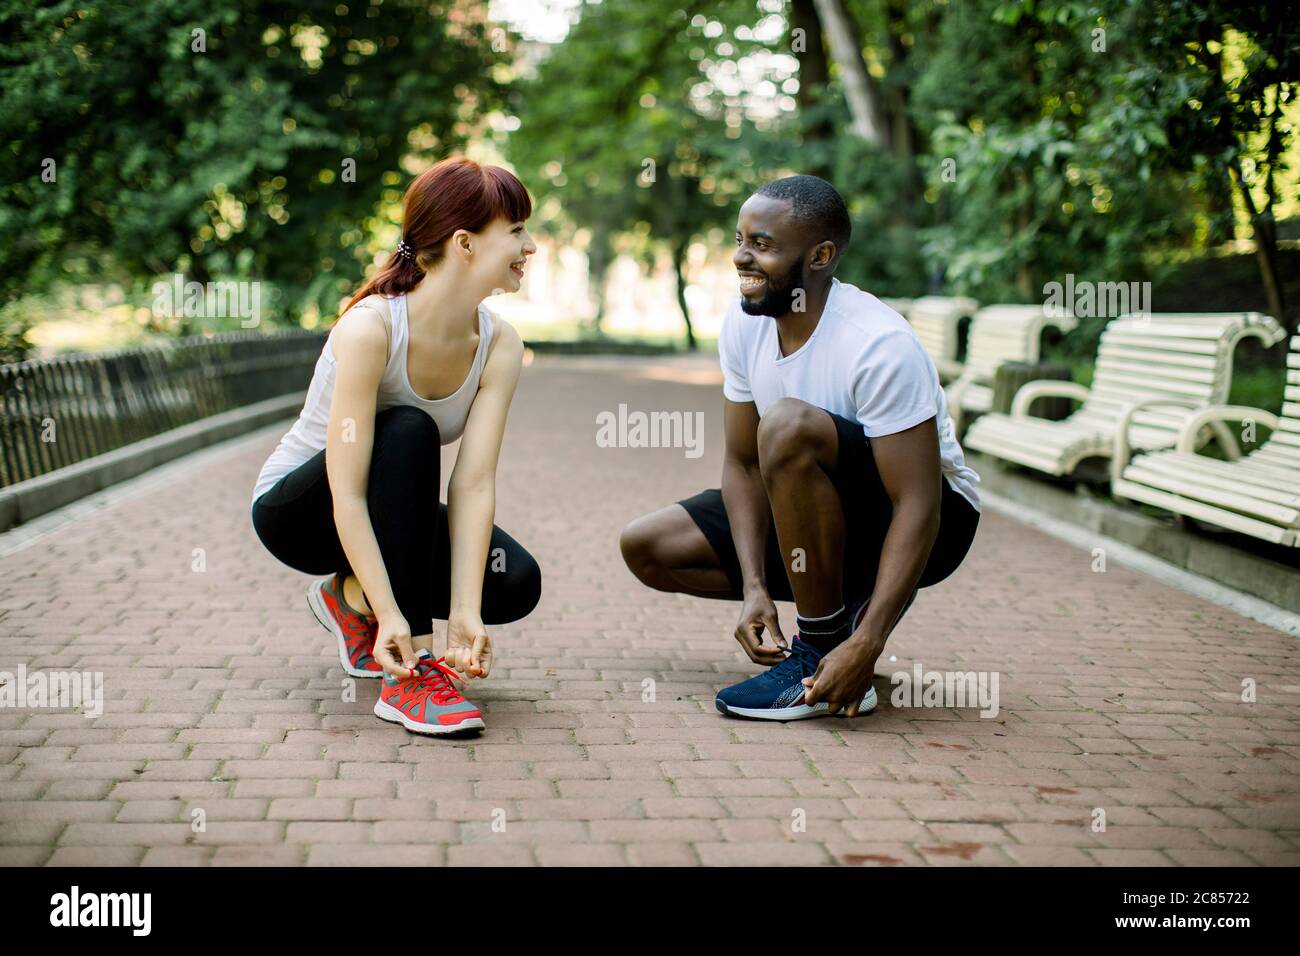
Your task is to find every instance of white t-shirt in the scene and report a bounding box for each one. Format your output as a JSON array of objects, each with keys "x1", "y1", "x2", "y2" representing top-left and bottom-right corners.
[{"x1": 719, "y1": 277, "x2": 980, "y2": 512}]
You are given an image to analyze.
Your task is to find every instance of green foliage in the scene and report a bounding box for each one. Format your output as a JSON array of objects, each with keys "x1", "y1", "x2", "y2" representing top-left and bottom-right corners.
[
  {"x1": 507, "y1": 0, "x2": 776, "y2": 340},
  {"x1": 914, "y1": 0, "x2": 1189, "y2": 315},
  {"x1": 0, "y1": 0, "x2": 509, "y2": 334},
  {"x1": 4, "y1": 0, "x2": 1297, "y2": 360}
]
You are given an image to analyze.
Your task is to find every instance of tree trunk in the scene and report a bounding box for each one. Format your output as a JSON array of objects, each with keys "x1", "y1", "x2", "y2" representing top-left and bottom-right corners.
[
  {"x1": 1196, "y1": 21, "x2": 1291, "y2": 331},
  {"x1": 792, "y1": 0, "x2": 833, "y2": 177},
  {"x1": 883, "y1": 0, "x2": 915, "y2": 162},
  {"x1": 178, "y1": 238, "x2": 212, "y2": 338},
  {"x1": 586, "y1": 226, "x2": 612, "y2": 336},
  {"x1": 671, "y1": 239, "x2": 696, "y2": 351},
  {"x1": 1232, "y1": 157, "x2": 1288, "y2": 330},
  {"x1": 811, "y1": 0, "x2": 890, "y2": 148}
]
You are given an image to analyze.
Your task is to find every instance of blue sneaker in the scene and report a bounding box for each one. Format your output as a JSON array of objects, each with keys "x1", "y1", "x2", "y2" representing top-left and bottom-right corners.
[{"x1": 715, "y1": 636, "x2": 878, "y2": 721}]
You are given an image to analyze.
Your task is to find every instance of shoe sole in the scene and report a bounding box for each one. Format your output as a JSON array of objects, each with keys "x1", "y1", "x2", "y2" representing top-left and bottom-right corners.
[
  {"x1": 372, "y1": 698, "x2": 485, "y2": 736},
  {"x1": 717, "y1": 686, "x2": 877, "y2": 721},
  {"x1": 307, "y1": 579, "x2": 382, "y2": 679}
]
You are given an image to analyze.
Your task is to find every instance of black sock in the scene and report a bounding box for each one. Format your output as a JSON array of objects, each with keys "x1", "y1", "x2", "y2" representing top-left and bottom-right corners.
[{"x1": 797, "y1": 606, "x2": 851, "y2": 655}]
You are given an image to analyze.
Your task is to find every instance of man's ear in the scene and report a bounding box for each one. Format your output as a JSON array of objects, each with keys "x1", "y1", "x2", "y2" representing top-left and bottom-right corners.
[{"x1": 807, "y1": 240, "x2": 837, "y2": 273}]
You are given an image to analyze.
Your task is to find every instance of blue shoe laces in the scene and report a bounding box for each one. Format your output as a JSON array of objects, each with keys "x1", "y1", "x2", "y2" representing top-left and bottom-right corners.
[{"x1": 763, "y1": 639, "x2": 823, "y2": 685}]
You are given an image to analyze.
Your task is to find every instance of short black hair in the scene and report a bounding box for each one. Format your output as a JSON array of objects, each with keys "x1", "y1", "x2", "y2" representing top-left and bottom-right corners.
[{"x1": 754, "y1": 175, "x2": 851, "y2": 261}]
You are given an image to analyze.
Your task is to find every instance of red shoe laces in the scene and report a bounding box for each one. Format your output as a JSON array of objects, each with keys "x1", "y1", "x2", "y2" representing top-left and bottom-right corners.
[{"x1": 412, "y1": 657, "x2": 465, "y2": 705}]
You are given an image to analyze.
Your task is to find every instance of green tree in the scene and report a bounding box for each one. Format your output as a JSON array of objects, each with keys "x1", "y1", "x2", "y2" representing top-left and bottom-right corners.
[
  {"x1": 0, "y1": 0, "x2": 508, "y2": 336},
  {"x1": 1115, "y1": 0, "x2": 1299, "y2": 330},
  {"x1": 508, "y1": 0, "x2": 780, "y2": 348}
]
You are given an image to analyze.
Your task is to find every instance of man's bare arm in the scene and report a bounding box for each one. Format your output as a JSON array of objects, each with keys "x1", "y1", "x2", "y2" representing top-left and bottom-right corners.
[
  {"x1": 721, "y1": 398, "x2": 768, "y2": 594},
  {"x1": 721, "y1": 398, "x2": 787, "y2": 662},
  {"x1": 858, "y1": 417, "x2": 942, "y2": 640},
  {"x1": 802, "y1": 415, "x2": 943, "y2": 713}
]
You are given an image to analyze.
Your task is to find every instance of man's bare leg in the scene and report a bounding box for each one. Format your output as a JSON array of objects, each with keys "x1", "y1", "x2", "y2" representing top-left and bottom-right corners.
[
  {"x1": 756, "y1": 398, "x2": 845, "y2": 619},
  {"x1": 620, "y1": 504, "x2": 735, "y2": 598}
]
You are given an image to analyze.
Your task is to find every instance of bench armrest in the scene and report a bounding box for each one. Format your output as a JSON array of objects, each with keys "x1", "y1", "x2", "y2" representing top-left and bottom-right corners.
[
  {"x1": 1010, "y1": 380, "x2": 1092, "y2": 418},
  {"x1": 1110, "y1": 398, "x2": 1205, "y2": 487},
  {"x1": 936, "y1": 358, "x2": 964, "y2": 383},
  {"x1": 1174, "y1": 405, "x2": 1279, "y2": 454}
]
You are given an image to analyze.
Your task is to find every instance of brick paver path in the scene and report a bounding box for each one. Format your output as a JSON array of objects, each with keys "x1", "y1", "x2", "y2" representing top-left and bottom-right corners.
[{"x1": 1, "y1": 355, "x2": 1297, "y2": 866}]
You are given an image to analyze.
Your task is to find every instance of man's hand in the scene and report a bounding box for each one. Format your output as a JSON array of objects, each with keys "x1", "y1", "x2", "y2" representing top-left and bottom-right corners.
[
  {"x1": 446, "y1": 612, "x2": 492, "y2": 679},
  {"x1": 734, "y1": 587, "x2": 788, "y2": 665},
  {"x1": 801, "y1": 627, "x2": 887, "y2": 718}
]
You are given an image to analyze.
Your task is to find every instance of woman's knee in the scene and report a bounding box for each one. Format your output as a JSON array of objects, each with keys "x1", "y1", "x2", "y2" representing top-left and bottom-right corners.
[
  {"x1": 369, "y1": 407, "x2": 441, "y2": 483},
  {"x1": 484, "y1": 541, "x2": 542, "y2": 623},
  {"x1": 375, "y1": 406, "x2": 440, "y2": 448}
]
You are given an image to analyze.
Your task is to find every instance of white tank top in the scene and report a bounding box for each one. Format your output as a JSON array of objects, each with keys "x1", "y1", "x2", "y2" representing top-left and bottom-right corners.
[{"x1": 251, "y1": 292, "x2": 494, "y2": 505}]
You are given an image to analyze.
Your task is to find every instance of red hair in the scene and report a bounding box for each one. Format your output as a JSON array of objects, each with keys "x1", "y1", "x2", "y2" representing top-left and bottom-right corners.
[{"x1": 339, "y1": 156, "x2": 532, "y2": 318}]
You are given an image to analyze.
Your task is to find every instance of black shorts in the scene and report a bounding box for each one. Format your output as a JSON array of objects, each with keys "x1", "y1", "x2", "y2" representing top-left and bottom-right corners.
[{"x1": 678, "y1": 409, "x2": 979, "y2": 606}]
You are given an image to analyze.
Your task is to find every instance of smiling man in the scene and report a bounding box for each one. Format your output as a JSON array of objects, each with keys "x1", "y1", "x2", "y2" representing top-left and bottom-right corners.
[{"x1": 619, "y1": 175, "x2": 981, "y2": 721}]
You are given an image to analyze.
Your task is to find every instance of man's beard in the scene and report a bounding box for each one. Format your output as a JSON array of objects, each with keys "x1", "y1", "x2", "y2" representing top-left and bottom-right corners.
[{"x1": 739, "y1": 259, "x2": 806, "y2": 317}]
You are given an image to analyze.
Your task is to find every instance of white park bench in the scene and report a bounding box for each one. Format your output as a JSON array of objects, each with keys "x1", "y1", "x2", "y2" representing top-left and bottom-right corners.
[
  {"x1": 944, "y1": 305, "x2": 1078, "y2": 435},
  {"x1": 1111, "y1": 334, "x2": 1300, "y2": 546},
  {"x1": 962, "y1": 312, "x2": 1287, "y2": 479},
  {"x1": 907, "y1": 296, "x2": 979, "y2": 382},
  {"x1": 879, "y1": 297, "x2": 914, "y2": 319}
]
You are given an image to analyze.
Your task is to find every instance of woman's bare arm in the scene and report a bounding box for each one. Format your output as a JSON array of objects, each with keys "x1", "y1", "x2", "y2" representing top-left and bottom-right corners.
[
  {"x1": 325, "y1": 300, "x2": 418, "y2": 674},
  {"x1": 443, "y1": 319, "x2": 524, "y2": 676}
]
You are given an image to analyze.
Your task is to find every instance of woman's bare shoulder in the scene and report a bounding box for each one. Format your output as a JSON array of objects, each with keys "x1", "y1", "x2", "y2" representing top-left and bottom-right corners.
[
  {"x1": 482, "y1": 315, "x2": 524, "y2": 387},
  {"x1": 333, "y1": 295, "x2": 392, "y2": 362},
  {"x1": 484, "y1": 314, "x2": 522, "y2": 363}
]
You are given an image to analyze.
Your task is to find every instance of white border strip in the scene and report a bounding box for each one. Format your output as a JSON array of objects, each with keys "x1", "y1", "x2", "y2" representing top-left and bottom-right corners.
[{"x1": 981, "y1": 488, "x2": 1300, "y2": 638}]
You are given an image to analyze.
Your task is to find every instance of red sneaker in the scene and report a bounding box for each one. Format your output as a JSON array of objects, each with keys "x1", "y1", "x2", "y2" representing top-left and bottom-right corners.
[
  {"x1": 373, "y1": 650, "x2": 485, "y2": 735},
  {"x1": 307, "y1": 573, "x2": 382, "y2": 678}
]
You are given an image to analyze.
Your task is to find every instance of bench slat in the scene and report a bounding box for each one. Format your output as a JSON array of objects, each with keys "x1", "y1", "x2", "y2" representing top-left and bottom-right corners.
[
  {"x1": 1125, "y1": 454, "x2": 1300, "y2": 502},
  {"x1": 1113, "y1": 480, "x2": 1298, "y2": 544}
]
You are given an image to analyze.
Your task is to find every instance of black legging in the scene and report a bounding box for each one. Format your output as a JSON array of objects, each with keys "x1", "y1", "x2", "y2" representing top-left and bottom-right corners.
[{"x1": 251, "y1": 405, "x2": 541, "y2": 636}]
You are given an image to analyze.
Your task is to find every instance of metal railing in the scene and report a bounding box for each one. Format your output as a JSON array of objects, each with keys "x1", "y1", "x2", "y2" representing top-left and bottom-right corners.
[{"x1": 0, "y1": 329, "x2": 325, "y2": 488}]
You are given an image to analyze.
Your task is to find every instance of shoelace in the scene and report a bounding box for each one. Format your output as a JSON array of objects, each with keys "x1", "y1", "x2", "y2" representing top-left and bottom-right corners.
[
  {"x1": 411, "y1": 656, "x2": 465, "y2": 706},
  {"x1": 767, "y1": 640, "x2": 820, "y2": 682}
]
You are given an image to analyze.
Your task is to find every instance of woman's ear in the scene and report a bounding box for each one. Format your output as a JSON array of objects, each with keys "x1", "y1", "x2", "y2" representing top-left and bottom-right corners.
[{"x1": 450, "y1": 228, "x2": 473, "y2": 260}]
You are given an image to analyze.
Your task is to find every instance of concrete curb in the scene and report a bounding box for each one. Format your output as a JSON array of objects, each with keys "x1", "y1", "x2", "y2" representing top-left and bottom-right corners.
[
  {"x1": 0, "y1": 392, "x2": 304, "y2": 533},
  {"x1": 967, "y1": 450, "x2": 1300, "y2": 615}
]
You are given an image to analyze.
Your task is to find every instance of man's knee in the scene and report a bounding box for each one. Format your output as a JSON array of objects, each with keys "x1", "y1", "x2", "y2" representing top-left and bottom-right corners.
[
  {"x1": 757, "y1": 398, "x2": 832, "y2": 474},
  {"x1": 619, "y1": 513, "x2": 671, "y2": 590}
]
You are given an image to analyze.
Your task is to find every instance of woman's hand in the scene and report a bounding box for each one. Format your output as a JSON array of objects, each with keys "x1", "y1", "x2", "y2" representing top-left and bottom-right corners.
[
  {"x1": 734, "y1": 587, "x2": 787, "y2": 666},
  {"x1": 446, "y1": 612, "x2": 492, "y2": 678},
  {"x1": 373, "y1": 611, "x2": 418, "y2": 679}
]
